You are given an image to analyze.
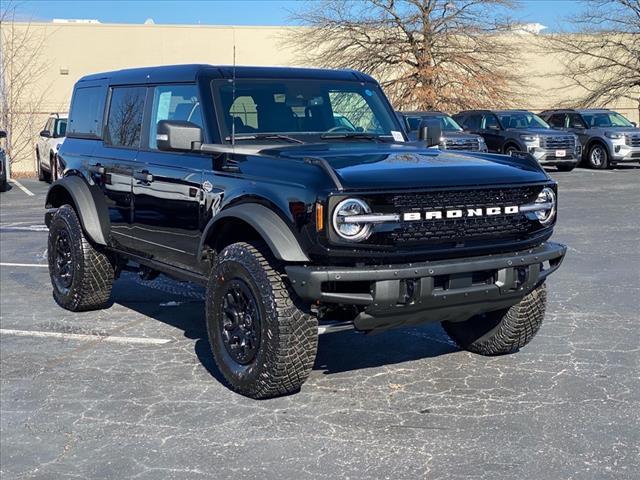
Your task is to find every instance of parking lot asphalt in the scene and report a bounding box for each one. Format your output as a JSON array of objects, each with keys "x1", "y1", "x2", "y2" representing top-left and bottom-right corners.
[{"x1": 1, "y1": 166, "x2": 639, "y2": 480}]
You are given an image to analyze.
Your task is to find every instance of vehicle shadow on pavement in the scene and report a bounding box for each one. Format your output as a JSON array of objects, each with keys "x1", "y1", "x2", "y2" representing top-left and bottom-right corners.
[{"x1": 112, "y1": 274, "x2": 458, "y2": 383}]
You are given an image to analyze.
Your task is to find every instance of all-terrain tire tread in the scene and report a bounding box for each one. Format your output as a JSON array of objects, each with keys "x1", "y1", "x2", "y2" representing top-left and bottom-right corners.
[
  {"x1": 207, "y1": 242, "x2": 318, "y2": 399},
  {"x1": 48, "y1": 205, "x2": 114, "y2": 311},
  {"x1": 444, "y1": 284, "x2": 547, "y2": 355}
]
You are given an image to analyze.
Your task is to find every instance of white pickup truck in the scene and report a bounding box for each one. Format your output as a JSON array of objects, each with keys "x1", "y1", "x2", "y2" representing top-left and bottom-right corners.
[{"x1": 36, "y1": 114, "x2": 67, "y2": 182}]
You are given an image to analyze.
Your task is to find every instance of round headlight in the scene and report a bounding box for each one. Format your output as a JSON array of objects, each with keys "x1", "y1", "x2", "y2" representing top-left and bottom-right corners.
[
  {"x1": 332, "y1": 198, "x2": 372, "y2": 241},
  {"x1": 535, "y1": 187, "x2": 556, "y2": 225}
]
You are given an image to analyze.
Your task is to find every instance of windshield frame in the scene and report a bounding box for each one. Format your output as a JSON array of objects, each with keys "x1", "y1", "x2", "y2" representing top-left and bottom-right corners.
[
  {"x1": 210, "y1": 78, "x2": 406, "y2": 144},
  {"x1": 497, "y1": 111, "x2": 550, "y2": 130}
]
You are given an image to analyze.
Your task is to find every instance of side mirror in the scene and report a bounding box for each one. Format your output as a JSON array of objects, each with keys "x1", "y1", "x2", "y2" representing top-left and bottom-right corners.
[
  {"x1": 40, "y1": 130, "x2": 51, "y2": 138},
  {"x1": 0, "y1": 130, "x2": 6, "y2": 139},
  {"x1": 156, "y1": 120, "x2": 202, "y2": 151},
  {"x1": 417, "y1": 119, "x2": 442, "y2": 147},
  {"x1": 632, "y1": 122, "x2": 637, "y2": 127}
]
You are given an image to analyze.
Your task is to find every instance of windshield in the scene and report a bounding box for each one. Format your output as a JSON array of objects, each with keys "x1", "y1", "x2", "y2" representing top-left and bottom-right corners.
[
  {"x1": 213, "y1": 79, "x2": 399, "y2": 141},
  {"x1": 581, "y1": 112, "x2": 633, "y2": 128},
  {"x1": 405, "y1": 115, "x2": 463, "y2": 132},
  {"x1": 497, "y1": 112, "x2": 550, "y2": 129}
]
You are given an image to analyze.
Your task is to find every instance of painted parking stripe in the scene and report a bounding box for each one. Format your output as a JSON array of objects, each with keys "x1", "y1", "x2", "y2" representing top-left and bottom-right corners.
[
  {"x1": 0, "y1": 225, "x2": 49, "y2": 232},
  {"x1": 0, "y1": 328, "x2": 171, "y2": 345},
  {"x1": 9, "y1": 179, "x2": 35, "y2": 196},
  {"x1": 0, "y1": 262, "x2": 48, "y2": 268}
]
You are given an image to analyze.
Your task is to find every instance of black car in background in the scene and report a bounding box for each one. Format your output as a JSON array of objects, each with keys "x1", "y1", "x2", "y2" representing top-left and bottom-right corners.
[
  {"x1": 540, "y1": 108, "x2": 640, "y2": 169},
  {"x1": 398, "y1": 111, "x2": 487, "y2": 152},
  {"x1": 453, "y1": 109, "x2": 581, "y2": 171}
]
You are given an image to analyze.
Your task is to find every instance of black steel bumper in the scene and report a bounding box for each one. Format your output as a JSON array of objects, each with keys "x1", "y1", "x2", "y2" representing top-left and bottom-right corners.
[{"x1": 286, "y1": 242, "x2": 566, "y2": 331}]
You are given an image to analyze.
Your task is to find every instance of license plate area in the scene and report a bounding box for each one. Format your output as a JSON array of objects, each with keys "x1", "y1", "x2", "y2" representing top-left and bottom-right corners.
[{"x1": 555, "y1": 149, "x2": 566, "y2": 157}]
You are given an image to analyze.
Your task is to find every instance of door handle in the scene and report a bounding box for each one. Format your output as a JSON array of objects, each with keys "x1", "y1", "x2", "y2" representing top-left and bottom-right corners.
[
  {"x1": 88, "y1": 163, "x2": 105, "y2": 175},
  {"x1": 134, "y1": 170, "x2": 153, "y2": 183}
]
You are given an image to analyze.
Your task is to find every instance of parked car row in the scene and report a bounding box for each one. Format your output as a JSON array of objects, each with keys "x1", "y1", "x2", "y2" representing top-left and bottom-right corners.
[{"x1": 398, "y1": 108, "x2": 640, "y2": 171}]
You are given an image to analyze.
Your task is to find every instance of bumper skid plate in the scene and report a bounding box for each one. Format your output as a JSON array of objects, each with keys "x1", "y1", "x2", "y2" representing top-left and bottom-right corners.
[{"x1": 286, "y1": 242, "x2": 566, "y2": 331}]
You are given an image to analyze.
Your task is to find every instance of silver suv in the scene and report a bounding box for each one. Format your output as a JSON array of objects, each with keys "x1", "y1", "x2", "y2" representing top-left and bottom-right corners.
[{"x1": 540, "y1": 109, "x2": 640, "y2": 169}]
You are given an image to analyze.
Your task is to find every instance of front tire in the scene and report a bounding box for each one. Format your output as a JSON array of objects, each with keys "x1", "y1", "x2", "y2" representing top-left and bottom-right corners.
[
  {"x1": 36, "y1": 149, "x2": 46, "y2": 182},
  {"x1": 47, "y1": 205, "x2": 115, "y2": 311},
  {"x1": 206, "y1": 242, "x2": 318, "y2": 399},
  {"x1": 587, "y1": 144, "x2": 608, "y2": 169},
  {"x1": 442, "y1": 283, "x2": 547, "y2": 355}
]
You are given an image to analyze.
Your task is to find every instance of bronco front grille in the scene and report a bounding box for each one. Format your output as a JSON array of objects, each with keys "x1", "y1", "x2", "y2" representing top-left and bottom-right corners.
[
  {"x1": 365, "y1": 185, "x2": 544, "y2": 247},
  {"x1": 540, "y1": 135, "x2": 575, "y2": 150},
  {"x1": 625, "y1": 133, "x2": 640, "y2": 147}
]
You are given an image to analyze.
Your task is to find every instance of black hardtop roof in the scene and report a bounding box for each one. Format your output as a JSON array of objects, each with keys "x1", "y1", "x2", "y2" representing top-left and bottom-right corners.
[{"x1": 77, "y1": 64, "x2": 377, "y2": 85}]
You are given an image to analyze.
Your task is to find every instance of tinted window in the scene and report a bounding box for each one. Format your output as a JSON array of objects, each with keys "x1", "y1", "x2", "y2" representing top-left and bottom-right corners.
[
  {"x1": 68, "y1": 86, "x2": 105, "y2": 138},
  {"x1": 547, "y1": 114, "x2": 566, "y2": 128},
  {"x1": 581, "y1": 112, "x2": 633, "y2": 128},
  {"x1": 482, "y1": 114, "x2": 500, "y2": 129},
  {"x1": 54, "y1": 119, "x2": 67, "y2": 137},
  {"x1": 497, "y1": 112, "x2": 549, "y2": 129},
  {"x1": 568, "y1": 113, "x2": 587, "y2": 129},
  {"x1": 148, "y1": 85, "x2": 203, "y2": 149},
  {"x1": 466, "y1": 114, "x2": 483, "y2": 130},
  {"x1": 106, "y1": 87, "x2": 146, "y2": 148}
]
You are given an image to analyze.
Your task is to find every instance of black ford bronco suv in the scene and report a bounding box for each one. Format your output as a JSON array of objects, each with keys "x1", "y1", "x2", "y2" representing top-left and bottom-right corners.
[{"x1": 45, "y1": 65, "x2": 566, "y2": 398}]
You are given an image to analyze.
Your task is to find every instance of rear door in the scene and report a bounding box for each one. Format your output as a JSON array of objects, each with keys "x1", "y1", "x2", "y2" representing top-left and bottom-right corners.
[
  {"x1": 93, "y1": 85, "x2": 146, "y2": 251},
  {"x1": 132, "y1": 84, "x2": 206, "y2": 271}
]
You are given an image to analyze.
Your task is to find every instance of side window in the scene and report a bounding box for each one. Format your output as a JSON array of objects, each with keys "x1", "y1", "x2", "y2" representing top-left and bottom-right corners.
[
  {"x1": 464, "y1": 114, "x2": 481, "y2": 130},
  {"x1": 230, "y1": 95, "x2": 258, "y2": 131},
  {"x1": 54, "y1": 119, "x2": 67, "y2": 137},
  {"x1": 68, "y1": 86, "x2": 105, "y2": 138},
  {"x1": 568, "y1": 114, "x2": 587, "y2": 129},
  {"x1": 482, "y1": 114, "x2": 499, "y2": 130},
  {"x1": 105, "y1": 86, "x2": 146, "y2": 148},
  {"x1": 547, "y1": 114, "x2": 566, "y2": 128},
  {"x1": 148, "y1": 84, "x2": 204, "y2": 149}
]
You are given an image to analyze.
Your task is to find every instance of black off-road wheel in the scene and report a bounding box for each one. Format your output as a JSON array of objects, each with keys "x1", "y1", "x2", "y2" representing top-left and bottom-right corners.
[
  {"x1": 587, "y1": 143, "x2": 608, "y2": 169},
  {"x1": 442, "y1": 283, "x2": 547, "y2": 355},
  {"x1": 47, "y1": 204, "x2": 115, "y2": 311},
  {"x1": 206, "y1": 242, "x2": 318, "y2": 399}
]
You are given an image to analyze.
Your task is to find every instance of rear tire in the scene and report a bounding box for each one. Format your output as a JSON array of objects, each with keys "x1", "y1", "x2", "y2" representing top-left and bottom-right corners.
[
  {"x1": 442, "y1": 283, "x2": 547, "y2": 355},
  {"x1": 47, "y1": 205, "x2": 115, "y2": 311},
  {"x1": 206, "y1": 242, "x2": 318, "y2": 399}
]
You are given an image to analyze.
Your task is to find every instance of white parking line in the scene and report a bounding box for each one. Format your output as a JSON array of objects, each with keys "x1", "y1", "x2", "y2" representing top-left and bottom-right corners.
[
  {"x1": 9, "y1": 179, "x2": 35, "y2": 196},
  {"x1": 0, "y1": 328, "x2": 171, "y2": 345},
  {"x1": 0, "y1": 262, "x2": 48, "y2": 268}
]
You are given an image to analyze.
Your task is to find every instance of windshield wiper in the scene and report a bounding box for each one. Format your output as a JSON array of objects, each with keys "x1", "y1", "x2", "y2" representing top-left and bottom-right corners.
[
  {"x1": 320, "y1": 132, "x2": 387, "y2": 142},
  {"x1": 224, "y1": 133, "x2": 304, "y2": 144}
]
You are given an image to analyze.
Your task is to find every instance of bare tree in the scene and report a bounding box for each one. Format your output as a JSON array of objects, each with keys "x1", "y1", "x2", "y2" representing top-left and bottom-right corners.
[
  {"x1": 544, "y1": 0, "x2": 640, "y2": 117},
  {"x1": 288, "y1": 0, "x2": 525, "y2": 112},
  {"x1": 0, "y1": 1, "x2": 50, "y2": 170}
]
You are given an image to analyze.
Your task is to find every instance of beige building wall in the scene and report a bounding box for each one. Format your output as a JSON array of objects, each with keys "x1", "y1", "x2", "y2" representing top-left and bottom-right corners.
[{"x1": 3, "y1": 21, "x2": 639, "y2": 173}]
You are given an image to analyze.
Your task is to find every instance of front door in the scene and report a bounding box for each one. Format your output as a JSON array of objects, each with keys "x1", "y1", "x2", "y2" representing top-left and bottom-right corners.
[{"x1": 131, "y1": 84, "x2": 206, "y2": 271}]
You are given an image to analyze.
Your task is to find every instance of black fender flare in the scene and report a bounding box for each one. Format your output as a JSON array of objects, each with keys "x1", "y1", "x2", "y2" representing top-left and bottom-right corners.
[
  {"x1": 45, "y1": 176, "x2": 111, "y2": 246},
  {"x1": 199, "y1": 203, "x2": 310, "y2": 263}
]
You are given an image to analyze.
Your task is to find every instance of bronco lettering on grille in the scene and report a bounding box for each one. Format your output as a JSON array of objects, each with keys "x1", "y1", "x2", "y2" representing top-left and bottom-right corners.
[{"x1": 403, "y1": 206, "x2": 519, "y2": 221}]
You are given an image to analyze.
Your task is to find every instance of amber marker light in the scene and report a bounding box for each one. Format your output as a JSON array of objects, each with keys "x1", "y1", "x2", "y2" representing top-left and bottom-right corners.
[{"x1": 315, "y1": 202, "x2": 324, "y2": 231}]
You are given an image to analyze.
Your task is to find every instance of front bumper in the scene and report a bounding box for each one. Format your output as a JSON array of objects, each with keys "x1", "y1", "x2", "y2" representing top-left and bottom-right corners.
[
  {"x1": 530, "y1": 148, "x2": 580, "y2": 166},
  {"x1": 611, "y1": 144, "x2": 640, "y2": 162},
  {"x1": 286, "y1": 242, "x2": 566, "y2": 331}
]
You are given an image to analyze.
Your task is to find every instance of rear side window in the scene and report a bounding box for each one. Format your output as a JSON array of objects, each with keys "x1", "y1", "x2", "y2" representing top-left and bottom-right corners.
[
  {"x1": 148, "y1": 85, "x2": 203, "y2": 149},
  {"x1": 68, "y1": 86, "x2": 105, "y2": 138},
  {"x1": 547, "y1": 114, "x2": 566, "y2": 128},
  {"x1": 568, "y1": 114, "x2": 587, "y2": 129},
  {"x1": 105, "y1": 87, "x2": 146, "y2": 148}
]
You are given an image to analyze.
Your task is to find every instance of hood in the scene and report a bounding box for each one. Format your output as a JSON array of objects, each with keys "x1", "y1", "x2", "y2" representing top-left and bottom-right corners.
[
  {"x1": 442, "y1": 130, "x2": 482, "y2": 140},
  {"x1": 265, "y1": 142, "x2": 548, "y2": 191},
  {"x1": 592, "y1": 126, "x2": 640, "y2": 134}
]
